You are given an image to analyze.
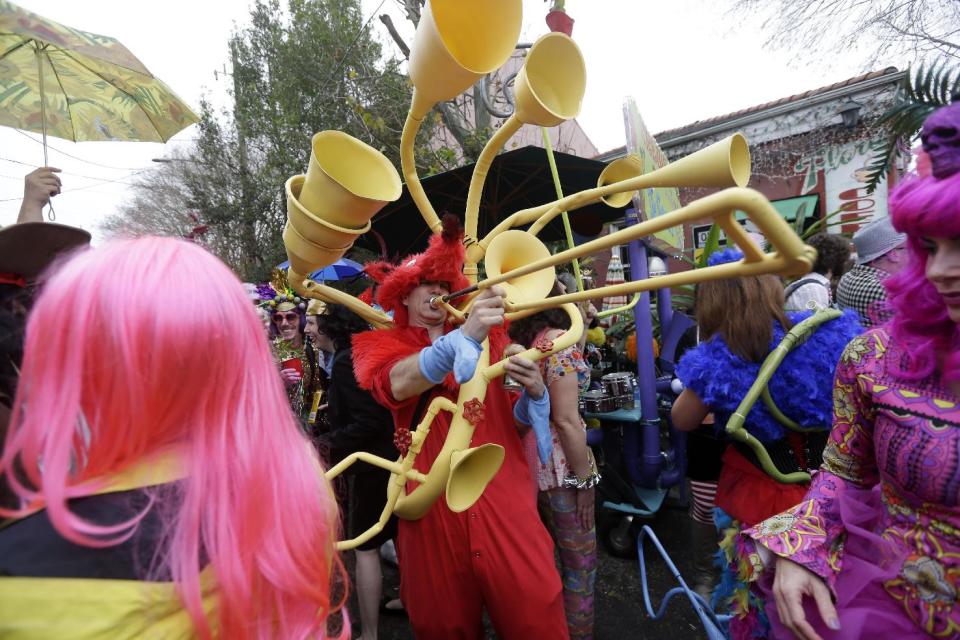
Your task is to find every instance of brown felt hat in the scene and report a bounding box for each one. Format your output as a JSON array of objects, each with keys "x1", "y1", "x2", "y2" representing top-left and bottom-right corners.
[{"x1": 0, "y1": 222, "x2": 91, "y2": 282}]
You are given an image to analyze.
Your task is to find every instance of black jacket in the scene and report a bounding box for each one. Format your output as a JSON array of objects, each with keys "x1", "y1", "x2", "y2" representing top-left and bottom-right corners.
[{"x1": 318, "y1": 347, "x2": 398, "y2": 472}]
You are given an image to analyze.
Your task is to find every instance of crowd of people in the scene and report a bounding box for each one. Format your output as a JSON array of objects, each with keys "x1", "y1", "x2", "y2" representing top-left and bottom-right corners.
[{"x1": 0, "y1": 103, "x2": 958, "y2": 640}]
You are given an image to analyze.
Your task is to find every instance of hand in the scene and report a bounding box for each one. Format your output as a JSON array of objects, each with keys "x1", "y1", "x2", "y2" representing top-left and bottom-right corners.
[
  {"x1": 576, "y1": 486, "x2": 595, "y2": 529},
  {"x1": 23, "y1": 167, "x2": 61, "y2": 206},
  {"x1": 18, "y1": 167, "x2": 61, "y2": 222},
  {"x1": 773, "y1": 557, "x2": 840, "y2": 640},
  {"x1": 461, "y1": 285, "x2": 506, "y2": 343},
  {"x1": 504, "y1": 355, "x2": 545, "y2": 400},
  {"x1": 279, "y1": 367, "x2": 302, "y2": 388}
]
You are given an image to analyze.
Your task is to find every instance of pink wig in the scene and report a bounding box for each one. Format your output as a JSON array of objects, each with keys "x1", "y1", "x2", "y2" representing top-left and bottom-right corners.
[
  {"x1": 0, "y1": 238, "x2": 345, "y2": 639},
  {"x1": 885, "y1": 171, "x2": 960, "y2": 382}
]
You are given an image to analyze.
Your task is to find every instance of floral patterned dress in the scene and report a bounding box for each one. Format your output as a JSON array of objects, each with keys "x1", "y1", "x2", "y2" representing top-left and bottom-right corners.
[
  {"x1": 743, "y1": 328, "x2": 960, "y2": 638},
  {"x1": 531, "y1": 328, "x2": 592, "y2": 491}
]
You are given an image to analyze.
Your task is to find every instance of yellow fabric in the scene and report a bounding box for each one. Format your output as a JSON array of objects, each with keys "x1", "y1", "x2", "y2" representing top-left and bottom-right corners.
[
  {"x1": 0, "y1": 569, "x2": 218, "y2": 639},
  {"x1": 0, "y1": 449, "x2": 212, "y2": 638}
]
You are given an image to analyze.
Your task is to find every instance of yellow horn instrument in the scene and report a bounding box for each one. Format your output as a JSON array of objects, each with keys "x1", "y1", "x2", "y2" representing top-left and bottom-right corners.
[
  {"x1": 325, "y1": 304, "x2": 584, "y2": 550},
  {"x1": 462, "y1": 32, "x2": 587, "y2": 280},
  {"x1": 282, "y1": 130, "x2": 401, "y2": 328},
  {"x1": 401, "y1": 0, "x2": 523, "y2": 233}
]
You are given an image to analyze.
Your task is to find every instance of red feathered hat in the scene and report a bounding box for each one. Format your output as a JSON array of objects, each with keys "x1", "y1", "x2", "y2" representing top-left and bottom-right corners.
[
  {"x1": 375, "y1": 214, "x2": 470, "y2": 326},
  {"x1": 358, "y1": 261, "x2": 393, "y2": 305}
]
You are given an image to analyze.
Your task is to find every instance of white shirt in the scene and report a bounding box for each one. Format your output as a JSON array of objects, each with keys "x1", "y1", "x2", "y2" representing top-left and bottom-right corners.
[{"x1": 784, "y1": 272, "x2": 832, "y2": 312}]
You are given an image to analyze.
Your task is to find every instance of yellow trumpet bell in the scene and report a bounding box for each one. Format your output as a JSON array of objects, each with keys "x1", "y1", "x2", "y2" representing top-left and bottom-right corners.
[
  {"x1": 409, "y1": 0, "x2": 523, "y2": 113},
  {"x1": 446, "y1": 444, "x2": 506, "y2": 513},
  {"x1": 597, "y1": 155, "x2": 645, "y2": 208},
  {"x1": 483, "y1": 229, "x2": 556, "y2": 306},
  {"x1": 514, "y1": 32, "x2": 586, "y2": 127},
  {"x1": 298, "y1": 130, "x2": 402, "y2": 230}
]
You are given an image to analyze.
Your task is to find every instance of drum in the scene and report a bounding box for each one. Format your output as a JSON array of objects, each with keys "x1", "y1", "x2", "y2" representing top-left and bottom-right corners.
[
  {"x1": 601, "y1": 372, "x2": 636, "y2": 397},
  {"x1": 615, "y1": 394, "x2": 634, "y2": 409},
  {"x1": 580, "y1": 389, "x2": 617, "y2": 413}
]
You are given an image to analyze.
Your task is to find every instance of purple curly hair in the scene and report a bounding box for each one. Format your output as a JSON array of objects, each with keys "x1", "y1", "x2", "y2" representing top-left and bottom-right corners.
[{"x1": 884, "y1": 170, "x2": 960, "y2": 382}]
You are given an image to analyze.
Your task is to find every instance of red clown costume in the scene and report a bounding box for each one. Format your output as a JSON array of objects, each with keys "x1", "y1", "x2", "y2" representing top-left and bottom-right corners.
[{"x1": 352, "y1": 217, "x2": 567, "y2": 639}]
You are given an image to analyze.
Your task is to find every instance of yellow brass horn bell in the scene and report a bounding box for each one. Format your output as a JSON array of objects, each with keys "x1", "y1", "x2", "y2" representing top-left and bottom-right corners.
[
  {"x1": 446, "y1": 444, "x2": 506, "y2": 513},
  {"x1": 514, "y1": 32, "x2": 586, "y2": 127},
  {"x1": 597, "y1": 154, "x2": 645, "y2": 208},
  {"x1": 283, "y1": 131, "x2": 401, "y2": 275},
  {"x1": 298, "y1": 131, "x2": 402, "y2": 230},
  {"x1": 409, "y1": 0, "x2": 523, "y2": 112},
  {"x1": 483, "y1": 229, "x2": 556, "y2": 306}
]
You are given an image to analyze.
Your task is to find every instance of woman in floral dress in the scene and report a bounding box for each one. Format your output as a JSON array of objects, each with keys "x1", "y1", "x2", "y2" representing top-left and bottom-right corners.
[
  {"x1": 509, "y1": 280, "x2": 597, "y2": 640},
  {"x1": 744, "y1": 102, "x2": 960, "y2": 639}
]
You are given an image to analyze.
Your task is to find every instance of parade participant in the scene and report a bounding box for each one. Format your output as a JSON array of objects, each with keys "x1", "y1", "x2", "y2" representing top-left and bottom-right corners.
[
  {"x1": 508, "y1": 279, "x2": 598, "y2": 640},
  {"x1": 670, "y1": 249, "x2": 862, "y2": 637},
  {"x1": 315, "y1": 303, "x2": 398, "y2": 640},
  {"x1": 743, "y1": 102, "x2": 960, "y2": 640},
  {"x1": 352, "y1": 215, "x2": 568, "y2": 639},
  {"x1": 257, "y1": 273, "x2": 310, "y2": 415},
  {"x1": 784, "y1": 234, "x2": 850, "y2": 311},
  {"x1": 303, "y1": 298, "x2": 331, "y2": 430},
  {"x1": 835, "y1": 215, "x2": 907, "y2": 326},
  {"x1": 0, "y1": 237, "x2": 343, "y2": 639},
  {"x1": 1, "y1": 170, "x2": 90, "y2": 509}
]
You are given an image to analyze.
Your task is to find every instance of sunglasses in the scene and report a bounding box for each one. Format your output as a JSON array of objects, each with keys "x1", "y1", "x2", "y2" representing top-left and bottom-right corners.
[{"x1": 273, "y1": 312, "x2": 299, "y2": 324}]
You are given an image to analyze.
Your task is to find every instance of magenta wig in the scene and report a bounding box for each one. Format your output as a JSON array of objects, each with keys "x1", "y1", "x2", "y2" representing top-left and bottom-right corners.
[
  {"x1": 884, "y1": 170, "x2": 960, "y2": 382},
  {"x1": 0, "y1": 238, "x2": 344, "y2": 638}
]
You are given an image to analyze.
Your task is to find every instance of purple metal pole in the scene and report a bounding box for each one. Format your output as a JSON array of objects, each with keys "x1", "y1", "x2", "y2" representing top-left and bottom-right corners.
[{"x1": 625, "y1": 209, "x2": 662, "y2": 487}]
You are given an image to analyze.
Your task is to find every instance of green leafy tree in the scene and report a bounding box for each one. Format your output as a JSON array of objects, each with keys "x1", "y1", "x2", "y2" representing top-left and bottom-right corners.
[{"x1": 182, "y1": 0, "x2": 442, "y2": 281}]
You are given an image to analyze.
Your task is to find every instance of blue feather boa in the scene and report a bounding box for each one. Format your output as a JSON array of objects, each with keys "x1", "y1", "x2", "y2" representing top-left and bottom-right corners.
[{"x1": 676, "y1": 309, "x2": 863, "y2": 442}]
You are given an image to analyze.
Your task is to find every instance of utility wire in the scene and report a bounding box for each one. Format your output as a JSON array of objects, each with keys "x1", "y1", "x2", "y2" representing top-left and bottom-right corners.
[
  {"x1": 11, "y1": 129, "x2": 158, "y2": 171},
  {"x1": 0, "y1": 156, "x2": 147, "y2": 185}
]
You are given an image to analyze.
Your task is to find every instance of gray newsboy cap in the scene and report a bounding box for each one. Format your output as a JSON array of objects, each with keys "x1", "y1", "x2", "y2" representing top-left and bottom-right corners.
[{"x1": 854, "y1": 216, "x2": 906, "y2": 265}]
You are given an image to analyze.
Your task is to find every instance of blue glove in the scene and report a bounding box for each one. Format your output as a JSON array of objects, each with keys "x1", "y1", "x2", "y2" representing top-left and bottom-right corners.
[
  {"x1": 418, "y1": 328, "x2": 483, "y2": 384},
  {"x1": 514, "y1": 388, "x2": 553, "y2": 465}
]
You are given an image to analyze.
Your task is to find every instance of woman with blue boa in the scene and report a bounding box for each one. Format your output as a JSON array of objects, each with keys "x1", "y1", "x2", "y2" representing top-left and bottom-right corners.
[{"x1": 671, "y1": 248, "x2": 863, "y2": 639}]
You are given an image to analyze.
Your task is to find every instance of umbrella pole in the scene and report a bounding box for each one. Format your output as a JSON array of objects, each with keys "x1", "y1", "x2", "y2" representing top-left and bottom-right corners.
[{"x1": 34, "y1": 43, "x2": 55, "y2": 221}]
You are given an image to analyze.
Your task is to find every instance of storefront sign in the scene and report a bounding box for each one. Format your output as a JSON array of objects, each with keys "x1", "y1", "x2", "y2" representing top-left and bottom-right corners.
[
  {"x1": 795, "y1": 137, "x2": 888, "y2": 233},
  {"x1": 622, "y1": 97, "x2": 684, "y2": 253}
]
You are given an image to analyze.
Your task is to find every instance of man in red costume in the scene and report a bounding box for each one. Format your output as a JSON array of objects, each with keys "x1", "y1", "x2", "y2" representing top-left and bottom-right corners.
[{"x1": 353, "y1": 216, "x2": 567, "y2": 639}]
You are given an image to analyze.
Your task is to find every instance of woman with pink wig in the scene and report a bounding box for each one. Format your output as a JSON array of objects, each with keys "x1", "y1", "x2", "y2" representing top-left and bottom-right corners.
[
  {"x1": 0, "y1": 238, "x2": 344, "y2": 639},
  {"x1": 740, "y1": 102, "x2": 960, "y2": 639}
]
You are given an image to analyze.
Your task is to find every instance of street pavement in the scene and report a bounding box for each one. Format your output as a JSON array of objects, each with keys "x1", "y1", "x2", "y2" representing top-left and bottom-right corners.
[{"x1": 338, "y1": 503, "x2": 708, "y2": 639}]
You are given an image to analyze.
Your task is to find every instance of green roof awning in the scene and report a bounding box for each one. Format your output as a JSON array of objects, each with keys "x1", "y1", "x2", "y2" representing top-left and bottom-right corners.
[{"x1": 735, "y1": 194, "x2": 819, "y2": 223}]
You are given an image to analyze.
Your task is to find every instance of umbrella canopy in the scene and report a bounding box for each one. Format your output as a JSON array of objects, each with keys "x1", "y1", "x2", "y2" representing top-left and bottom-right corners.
[
  {"x1": 277, "y1": 258, "x2": 363, "y2": 282},
  {"x1": 357, "y1": 145, "x2": 627, "y2": 259},
  {"x1": 0, "y1": 1, "x2": 198, "y2": 149}
]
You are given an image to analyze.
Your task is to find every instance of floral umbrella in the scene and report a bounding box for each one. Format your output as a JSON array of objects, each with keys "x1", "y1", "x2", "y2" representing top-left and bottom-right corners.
[{"x1": 0, "y1": 1, "x2": 198, "y2": 162}]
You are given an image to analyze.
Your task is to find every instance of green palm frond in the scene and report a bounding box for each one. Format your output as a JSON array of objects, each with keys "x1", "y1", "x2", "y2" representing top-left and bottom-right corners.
[{"x1": 864, "y1": 60, "x2": 959, "y2": 193}]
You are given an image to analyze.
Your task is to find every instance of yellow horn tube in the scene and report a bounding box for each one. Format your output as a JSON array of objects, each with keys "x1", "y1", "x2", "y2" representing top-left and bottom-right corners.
[
  {"x1": 401, "y1": 0, "x2": 523, "y2": 233},
  {"x1": 462, "y1": 32, "x2": 586, "y2": 281}
]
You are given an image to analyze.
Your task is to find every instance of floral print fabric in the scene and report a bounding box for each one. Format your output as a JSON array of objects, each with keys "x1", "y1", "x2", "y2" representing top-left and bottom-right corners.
[
  {"x1": 533, "y1": 328, "x2": 590, "y2": 491},
  {"x1": 745, "y1": 328, "x2": 960, "y2": 637}
]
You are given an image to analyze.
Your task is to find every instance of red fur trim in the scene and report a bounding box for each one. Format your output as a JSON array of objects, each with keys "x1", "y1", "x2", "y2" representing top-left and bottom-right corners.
[
  {"x1": 351, "y1": 328, "x2": 420, "y2": 391},
  {"x1": 358, "y1": 287, "x2": 374, "y2": 305}
]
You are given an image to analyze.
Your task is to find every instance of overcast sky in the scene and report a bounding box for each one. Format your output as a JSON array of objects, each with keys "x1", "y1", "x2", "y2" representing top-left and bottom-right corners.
[{"x1": 0, "y1": 0, "x2": 881, "y2": 238}]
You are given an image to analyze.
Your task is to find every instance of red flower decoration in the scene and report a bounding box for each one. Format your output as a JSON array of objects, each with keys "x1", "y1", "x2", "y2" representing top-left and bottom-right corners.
[
  {"x1": 393, "y1": 426, "x2": 412, "y2": 456},
  {"x1": 462, "y1": 398, "x2": 485, "y2": 426},
  {"x1": 535, "y1": 338, "x2": 555, "y2": 353}
]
